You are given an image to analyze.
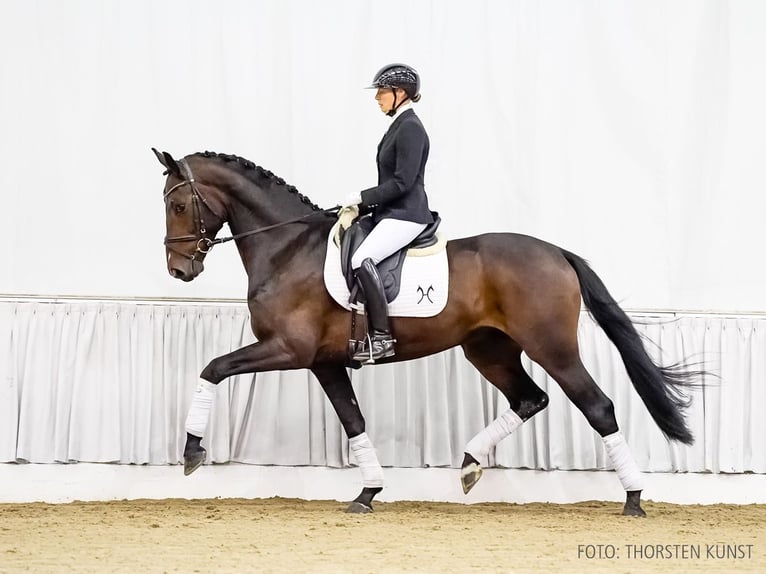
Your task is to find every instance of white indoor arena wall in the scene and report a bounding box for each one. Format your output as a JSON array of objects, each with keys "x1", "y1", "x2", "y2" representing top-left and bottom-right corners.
[{"x1": 1, "y1": 1, "x2": 765, "y2": 501}]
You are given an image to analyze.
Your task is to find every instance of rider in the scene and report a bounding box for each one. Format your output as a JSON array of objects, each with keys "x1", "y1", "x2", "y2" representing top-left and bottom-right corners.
[{"x1": 343, "y1": 63, "x2": 435, "y2": 364}]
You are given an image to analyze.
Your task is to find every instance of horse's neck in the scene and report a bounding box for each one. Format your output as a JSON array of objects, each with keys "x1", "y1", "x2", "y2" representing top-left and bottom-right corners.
[
  {"x1": 221, "y1": 170, "x2": 327, "y2": 285},
  {"x1": 228, "y1": 179, "x2": 311, "y2": 230}
]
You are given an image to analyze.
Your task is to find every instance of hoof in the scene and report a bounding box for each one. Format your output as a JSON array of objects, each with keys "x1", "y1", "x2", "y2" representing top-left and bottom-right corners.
[
  {"x1": 183, "y1": 445, "x2": 206, "y2": 476},
  {"x1": 346, "y1": 501, "x2": 374, "y2": 514},
  {"x1": 348, "y1": 486, "x2": 382, "y2": 513},
  {"x1": 622, "y1": 490, "x2": 646, "y2": 517},
  {"x1": 461, "y1": 461, "x2": 483, "y2": 494},
  {"x1": 622, "y1": 505, "x2": 646, "y2": 517}
]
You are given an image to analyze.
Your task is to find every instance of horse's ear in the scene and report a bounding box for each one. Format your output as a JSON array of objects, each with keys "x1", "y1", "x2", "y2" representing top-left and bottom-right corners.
[
  {"x1": 151, "y1": 147, "x2": 182, "y2": 177},
  {"x1": 151, "y1": 147, "x2": 166, "y2": 167}
]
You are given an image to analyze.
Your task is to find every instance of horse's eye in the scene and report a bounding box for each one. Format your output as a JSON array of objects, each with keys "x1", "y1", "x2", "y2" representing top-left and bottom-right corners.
[{"x1": 174, "y1": 203, "x2": 186, "y2": 214}]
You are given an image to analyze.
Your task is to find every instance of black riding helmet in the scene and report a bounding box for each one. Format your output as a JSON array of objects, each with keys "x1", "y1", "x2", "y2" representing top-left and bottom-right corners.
[{"x1": 367, "y1": 63, "x2": 421, "y2": 116}]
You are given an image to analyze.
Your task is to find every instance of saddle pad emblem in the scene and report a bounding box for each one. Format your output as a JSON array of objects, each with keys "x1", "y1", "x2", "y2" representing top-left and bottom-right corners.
[{"x1": 323, "y1": 227, "x2": 449, "y2": 318}]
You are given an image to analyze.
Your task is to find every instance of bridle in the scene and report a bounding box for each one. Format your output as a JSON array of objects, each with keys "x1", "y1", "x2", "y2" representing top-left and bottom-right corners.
[
  {"x1": 163, "y1": 160, "x2": 224, "y2": 265},
  {"x1": 163, "y1": 159, "x2": 341, "y2": 265}
]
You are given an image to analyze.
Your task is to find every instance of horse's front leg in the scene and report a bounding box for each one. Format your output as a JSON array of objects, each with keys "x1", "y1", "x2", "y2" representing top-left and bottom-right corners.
[
  {"x1": 183, "y1": 338, "x2": 300, "y2": 476},
  {"x1": 312, "y1": 364, "x2": 383, "y2": 514}
]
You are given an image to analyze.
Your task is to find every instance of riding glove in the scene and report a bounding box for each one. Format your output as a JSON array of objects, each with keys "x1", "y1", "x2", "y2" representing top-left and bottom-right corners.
[{"x1": 343, "y1": 192, "x2": 362, "y2": 208}]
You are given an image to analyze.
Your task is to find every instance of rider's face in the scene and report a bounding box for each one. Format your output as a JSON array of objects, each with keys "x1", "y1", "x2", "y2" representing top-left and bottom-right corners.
[{"x1": 375, "y1": 87, "x2": 405, "y2": 114}]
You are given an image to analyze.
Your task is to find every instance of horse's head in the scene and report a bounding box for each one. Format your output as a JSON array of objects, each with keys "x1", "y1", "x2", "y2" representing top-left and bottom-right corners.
[{"x1": 152, "y1": 148, "x2": 226, "y2": 281}]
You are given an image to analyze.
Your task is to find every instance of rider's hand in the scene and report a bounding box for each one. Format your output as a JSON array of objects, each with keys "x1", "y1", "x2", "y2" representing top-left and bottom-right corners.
[{"x1": 343, "y1": 192, "x2": 362, "y2": 208}]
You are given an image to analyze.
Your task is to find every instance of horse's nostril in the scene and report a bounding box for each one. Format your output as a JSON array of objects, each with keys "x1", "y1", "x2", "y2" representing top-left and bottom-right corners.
[{"x1": 170, "y1": 267, "x2": 186, "y2": 279}]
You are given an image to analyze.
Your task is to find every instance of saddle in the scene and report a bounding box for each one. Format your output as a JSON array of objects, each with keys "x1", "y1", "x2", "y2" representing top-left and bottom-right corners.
[{"x1": 339, "y1": 212, "x2": 441, "y2": 303}]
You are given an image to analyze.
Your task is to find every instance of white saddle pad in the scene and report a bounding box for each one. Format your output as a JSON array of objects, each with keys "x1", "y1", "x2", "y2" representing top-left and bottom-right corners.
[{"x1": 323, "y1": 223, "x2": 449, "y2": 318}]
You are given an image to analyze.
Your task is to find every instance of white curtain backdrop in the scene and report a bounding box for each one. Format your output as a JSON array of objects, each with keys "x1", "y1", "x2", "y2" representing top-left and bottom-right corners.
[
  {"x1": 2, "y1": 301, "x2": 763, "y2": 474},
  {"x1": 0, "y1": 1, "x2": 765, "y2": 311}
]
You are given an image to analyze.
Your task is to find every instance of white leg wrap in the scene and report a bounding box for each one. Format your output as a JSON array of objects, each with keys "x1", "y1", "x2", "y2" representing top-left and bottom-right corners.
[
  {"x1": 465, "y1": 408, "x2": 524, "y2": 461},
  {"x1": 603, "y1": 431, "x2": 644, "y2": 491},
  {"x1": 185, "y1": 380, "x2": 217, "y2": 438},
  {"x1": 349, "y1": 432, "x2": 384, "y2": 488}
]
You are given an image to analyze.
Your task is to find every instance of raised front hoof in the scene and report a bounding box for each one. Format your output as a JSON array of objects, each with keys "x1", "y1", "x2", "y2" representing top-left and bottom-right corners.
[
  {"x1": 183, "y1": 446, "x2": 207, "y2": 476},
  {"x1": 622, "y1": 490, "x2": 646, "y2": 517},
  {"x1": 346, "y1": 501, "x2": 374, "y2": 514},
  {"x1": 460, "y1": 460, "x2": 483, "y2": 495}
]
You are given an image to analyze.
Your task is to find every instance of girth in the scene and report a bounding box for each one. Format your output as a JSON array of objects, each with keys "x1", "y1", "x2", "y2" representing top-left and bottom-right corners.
[{"x1": 339, "y1": 212, "x2": 441, "y2": 303}]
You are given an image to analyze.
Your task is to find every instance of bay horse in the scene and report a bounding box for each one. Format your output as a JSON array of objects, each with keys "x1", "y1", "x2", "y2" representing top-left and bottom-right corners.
[{"x1": 153, "y1": 149, "x2": 702, "y2": 516}]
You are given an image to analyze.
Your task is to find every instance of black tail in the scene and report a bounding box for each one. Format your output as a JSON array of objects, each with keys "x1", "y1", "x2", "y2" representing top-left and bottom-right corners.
[{"x1": 561, "y1": 249, "x2": 701, "y2": 445}]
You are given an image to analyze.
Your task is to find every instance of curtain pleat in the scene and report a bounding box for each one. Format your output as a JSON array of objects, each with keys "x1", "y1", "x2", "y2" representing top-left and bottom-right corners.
[
  {"x1": 0, "y1": 305, "x2": 18, "y2": 461},
  {"x1": 1, "y1": 301, "x2": 763, "y2": 473}
]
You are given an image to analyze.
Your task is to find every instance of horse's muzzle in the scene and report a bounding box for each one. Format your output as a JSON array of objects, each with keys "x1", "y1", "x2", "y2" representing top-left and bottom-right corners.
[{"x1": 169, "y1": 263, "x2": 202, "y2": 282}]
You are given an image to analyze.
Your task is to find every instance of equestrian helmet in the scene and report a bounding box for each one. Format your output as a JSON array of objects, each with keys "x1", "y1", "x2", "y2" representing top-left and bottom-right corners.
[{"x1": 368, "y1": 63, "x2": 421, "y2": 101}]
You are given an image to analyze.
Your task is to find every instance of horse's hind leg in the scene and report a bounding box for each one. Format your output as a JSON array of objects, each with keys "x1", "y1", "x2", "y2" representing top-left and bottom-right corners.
[
  {"x1": 527, "y1": 340, "x2": 646, "y2": 517},
  {"x1": 459, "y1": 328, "x2": 550, "y2": 494},
  {"x1": 311, "y1": 364, "x2": 383, "y2": 514}
]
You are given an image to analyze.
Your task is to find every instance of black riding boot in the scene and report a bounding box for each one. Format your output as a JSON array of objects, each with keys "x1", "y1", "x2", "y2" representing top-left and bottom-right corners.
[{"x1": 352, "y1": 258, "x2": 396, "y2": 364}]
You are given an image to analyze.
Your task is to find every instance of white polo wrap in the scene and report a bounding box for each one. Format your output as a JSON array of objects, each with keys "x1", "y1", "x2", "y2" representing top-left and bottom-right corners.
[
  {"x1": 185, "y1": 380, "x2": 217, "y2": 437},
  {"x1": 603, "y1": 431, "x2": 644, "y2": 491},
  {"x1": 349, "y1": 432, "x2": 384, "y2": 488},
  {"x1": 465, "y1": 408, "x2": 524, "y2": 462}
]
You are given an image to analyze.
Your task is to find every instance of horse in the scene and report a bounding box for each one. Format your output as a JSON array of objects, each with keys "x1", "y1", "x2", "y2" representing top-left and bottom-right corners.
[{"x1": 153, "y1": 148, "x2": 703, "y2": 516}]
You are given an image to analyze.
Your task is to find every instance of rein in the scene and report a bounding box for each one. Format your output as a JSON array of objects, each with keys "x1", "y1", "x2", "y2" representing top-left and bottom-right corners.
[
  {"x1": 204, "y1": 206, "x2": 342, "y2": 249},
  {"x1": 163, "y1": 159, "x2": 340, "y2": 260}
]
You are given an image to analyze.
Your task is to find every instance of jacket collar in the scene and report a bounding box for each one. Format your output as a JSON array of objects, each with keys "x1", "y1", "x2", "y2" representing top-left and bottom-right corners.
[
  {"x1": 379, "y1": 106, "x2": 415, "y2": 150},
  {"x1": 390, "y1": 102, "x2": 413, "y2": 121}
]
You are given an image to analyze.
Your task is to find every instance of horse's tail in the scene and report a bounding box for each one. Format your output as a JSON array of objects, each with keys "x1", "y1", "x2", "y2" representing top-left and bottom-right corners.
[{"x1": 560, "y1": 249, "x2": 700, "y2": 445}]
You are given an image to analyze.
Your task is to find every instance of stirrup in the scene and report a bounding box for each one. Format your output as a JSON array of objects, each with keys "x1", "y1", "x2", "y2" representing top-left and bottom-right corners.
[{"x1": 352, "y1": 333, "x2": 396, "y2": 364}]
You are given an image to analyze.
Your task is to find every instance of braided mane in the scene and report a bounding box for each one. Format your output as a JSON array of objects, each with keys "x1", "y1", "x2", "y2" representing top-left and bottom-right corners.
[{"x1": 194, "y1": 151, "x2": 321, "y2": 211}]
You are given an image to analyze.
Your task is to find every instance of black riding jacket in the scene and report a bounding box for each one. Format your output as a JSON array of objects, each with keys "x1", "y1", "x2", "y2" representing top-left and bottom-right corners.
[{"x1": 360, "y1": 108, "x2": 434, "y2": 225}]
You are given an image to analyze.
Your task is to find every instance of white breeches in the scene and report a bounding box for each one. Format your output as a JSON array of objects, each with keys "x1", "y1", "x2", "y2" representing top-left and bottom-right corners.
[{"x1": 351, "y1": 218, "x2": 427, "y2": 269}]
